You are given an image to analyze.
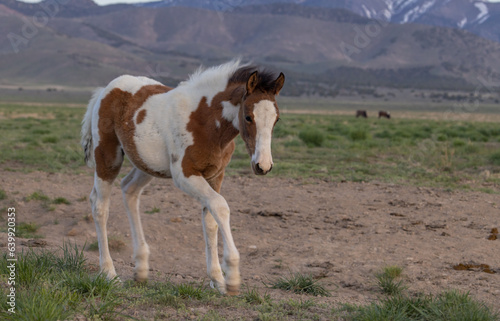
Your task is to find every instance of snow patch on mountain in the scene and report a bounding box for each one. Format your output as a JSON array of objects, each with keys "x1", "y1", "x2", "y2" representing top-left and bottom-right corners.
[
  {"x1": 473, "y1": 2, "x2": 489, "y2": 24},
  {"x1": 401, "y1": 0, "x2": 436, "y2": 23},
  {"x1": 458, "y1": 17, "x2": 467, "y2": 28}
]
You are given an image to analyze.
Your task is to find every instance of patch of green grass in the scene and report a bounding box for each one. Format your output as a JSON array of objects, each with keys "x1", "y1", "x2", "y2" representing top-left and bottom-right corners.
[
  {"x1": 0, "y1": 242, "x2": 125, "y2": 321},
  {"x1": 269, "y1": 271, "x2": 331, "y2": 297},
  {"x1": 52, "y1": 197, "x2": 71, "y2": 205},
  {"x1": 349, "y1": 291, "x2": 498, "y2": 321},
  {"x1": 62, "y1": 271, "x2": 119, "y2": 297},
  {"x1": 489, "y1": 151, "x2": 500, "y2": 166},
  {"x1": 349, "y1": 128, "x2": 370, "y2": 141},
  {"x1": 87, "y1": 241, "x2": 99, "y2": 251},
  {"x1": 16, "y1": 222, "x2": 43, "y2": 239},
  {"x1": 0, "y1": 104, "x2": 85, "y2": 173},
  {"x1": 1, "y1": 286, "x2": 79, "y2": 321},
  {"x1": 145, "y1": 206, "x2": 160, "y2": 214},
  {"x1": 42, "y1": 136, "x2": 59, "y2": 144},
  {"x1": 298, "y1": 127, "x2": 325, "y2": 147},
  {"x1": 0, "y1": 189, "x2": 6, "y2": 201},
  {"x1": 56, "y1": 241, "x2": 87, "y2": 273},
  {"x1": 25, "y1": 191, "x2": 50, "y2": 202},
  {"x1": 375, "y1": 266, "x2": 406, "y2": 295},
  {"x1": 242, "y1": 287, "x2": 271, "y2": 305}
]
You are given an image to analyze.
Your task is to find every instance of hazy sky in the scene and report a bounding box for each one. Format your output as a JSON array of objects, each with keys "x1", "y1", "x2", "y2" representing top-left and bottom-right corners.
[{"x1": 16, "y1": 0, "x2": 500, "y2": 6}]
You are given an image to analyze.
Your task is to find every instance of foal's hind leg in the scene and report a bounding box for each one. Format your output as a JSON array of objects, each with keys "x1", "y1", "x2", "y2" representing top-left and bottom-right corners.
[
  {"x1": 91, "y1": 136, "x2": 123, "y2": 279},
  {"x1": 121, "y1": 167, "x2": 154, "y2": 282},
  {"x1": 91, "y1": 174, "x2": 120, "y2": 279},
  {"x1": 203, "y1": 173, "x2": 226, "y2": 293}
]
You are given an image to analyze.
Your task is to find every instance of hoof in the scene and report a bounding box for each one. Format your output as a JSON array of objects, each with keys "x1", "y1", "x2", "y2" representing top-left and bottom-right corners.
[
  {"x1": 210, "y1": 280, "x2": 227, "y2": 295},
  {"x1": 226, "y1": 284, "x2": 240, "y2": 296},
  {"x1": 134, "y1": 272, "x2": 148, "y2": 283}
]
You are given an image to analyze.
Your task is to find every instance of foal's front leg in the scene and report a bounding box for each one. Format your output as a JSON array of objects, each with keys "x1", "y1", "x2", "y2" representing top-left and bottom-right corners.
[
  {"x1": 202, "y1": 173, "x2": 226, "y2": 293},
  {"x1": 174, "y1": 174, "x2": 240, "y2": 295},
  {"x1": 202, "y1": 207, "x2": 226, "y2": 293}
]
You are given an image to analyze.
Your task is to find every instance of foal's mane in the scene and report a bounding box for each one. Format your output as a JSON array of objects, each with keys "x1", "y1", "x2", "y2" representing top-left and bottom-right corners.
[
  {"x1": 229, "y1": 65, "x2": 280, "y2": 92},
  {"x1": 180, "y1": 60, "x2": 279, "y2": 93}
]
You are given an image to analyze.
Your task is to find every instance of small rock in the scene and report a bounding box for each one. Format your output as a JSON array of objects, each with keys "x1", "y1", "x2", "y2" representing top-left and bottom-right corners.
[{"x1": 66, "y1": 227, "x2": 79, "y2": 236}]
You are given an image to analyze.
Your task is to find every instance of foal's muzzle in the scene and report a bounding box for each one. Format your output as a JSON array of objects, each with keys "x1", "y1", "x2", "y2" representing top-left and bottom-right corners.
[{"x1": 252, "y1": 162, "x2": 273, "y2": 175}]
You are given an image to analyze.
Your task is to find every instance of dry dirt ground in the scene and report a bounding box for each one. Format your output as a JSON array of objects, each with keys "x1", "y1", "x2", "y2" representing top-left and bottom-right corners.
[{"x1": 1, "y1": 168, "x2": 499, "y2": 312}]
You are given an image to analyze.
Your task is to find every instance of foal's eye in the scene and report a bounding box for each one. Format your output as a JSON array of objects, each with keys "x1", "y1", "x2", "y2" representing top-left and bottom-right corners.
[{"x1": 245, "y1": 116, "x2": 252, "y2": 123}]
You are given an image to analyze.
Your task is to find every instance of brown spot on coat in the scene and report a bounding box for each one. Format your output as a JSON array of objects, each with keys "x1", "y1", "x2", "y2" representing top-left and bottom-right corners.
[
  {"x1": 95, "y1": 84, "x2": 171, "y2": 182},
  {"x1": 136, "y1": 109, "x2": 147, "y2": 124},
  {"x1": 182, "y1": 86, "x2": 239, "y2": 179}
]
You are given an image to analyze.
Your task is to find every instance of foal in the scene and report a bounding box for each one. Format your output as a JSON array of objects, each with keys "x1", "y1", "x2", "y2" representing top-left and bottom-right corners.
[{"x1": 81, "y1": 61, "x2": 285, "y2": 295}]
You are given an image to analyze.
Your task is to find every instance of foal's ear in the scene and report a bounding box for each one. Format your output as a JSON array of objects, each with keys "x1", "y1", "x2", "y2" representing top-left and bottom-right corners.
[
  {"x1": 246, "y1": 71, "x2": 259, "y2": 95},
  {"x1": 273, "y1": 72, "x2": 285, "y2": 95}
]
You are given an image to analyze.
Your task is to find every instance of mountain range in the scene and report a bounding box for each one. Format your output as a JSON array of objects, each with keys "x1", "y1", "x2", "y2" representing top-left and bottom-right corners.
[
  {"x1": 137, "y1": 0, "x2": 500, "y2": 43},
  {"x1": 1, "y1": 0, "x2": 500, "y2": 95}
]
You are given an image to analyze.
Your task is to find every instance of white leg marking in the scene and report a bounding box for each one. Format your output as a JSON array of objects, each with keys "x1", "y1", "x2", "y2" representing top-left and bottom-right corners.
[
  {"x1": 90, "y1": 175, "x2": 117, "y2": 279},
  {"x1": 121, "y1": 168, "x2": 154, "y2": 282},
  {"x1": 202, "y1": 207, "x2": 225, "y2": 293},
  {"x1": 252, "y1": 100, "x2": 277, "y2": 172},
  {"x1": 173, "y1": 173, "x2": 240, "y2": 295}
]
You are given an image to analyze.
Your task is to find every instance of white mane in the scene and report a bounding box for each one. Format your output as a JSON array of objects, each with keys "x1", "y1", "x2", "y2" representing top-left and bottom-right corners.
[{"x1": 179, "y1": 59, "x2": 249, "y2": 91}]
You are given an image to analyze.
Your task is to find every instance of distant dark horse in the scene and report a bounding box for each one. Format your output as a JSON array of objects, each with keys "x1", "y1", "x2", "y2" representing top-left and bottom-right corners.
[
  {"x1": 378, "y1": 111, "x2": 391, "y2": 119},
  {"x1": 356, "y1": 110, "x2": 368, "y2": 118}
]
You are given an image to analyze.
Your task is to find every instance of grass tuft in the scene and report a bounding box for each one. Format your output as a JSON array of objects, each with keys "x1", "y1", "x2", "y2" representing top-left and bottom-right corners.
[
  {"x1": 25, "y1": 191, "x2": 50, "y2": 202},
  {"x1": 56, "y1": 241, "x2": 87, "y2": 273},
  {"x1": 145, "y1": 206, "x2": 160, "y2": 214},
  {"x1": 242, "y1": 287, "x2": 271, "y2": 305},
  {"x1": 269, "y1": 271, "x2": 331, "y2": 296},
  {"x1": 375, "y1": 265, "x2": 406, "y2": 295},
  {"x1": 17, "y1": 222, "x2": 43, "y2": 239},
  {"x1": 52, "y1": 197, "x2": 71, "y2": 205}
]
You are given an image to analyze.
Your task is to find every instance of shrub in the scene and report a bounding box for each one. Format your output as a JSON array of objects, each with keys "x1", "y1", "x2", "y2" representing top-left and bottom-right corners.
[
  {"x1": 489, "y1": 151, "x2": 500, "y2": 166},
  {"x1": 350, "y1": 128, "x2": 369, "y2": 141},
  {"x1": 299, "y1": 128, "x2": 325, "y2": 147}
]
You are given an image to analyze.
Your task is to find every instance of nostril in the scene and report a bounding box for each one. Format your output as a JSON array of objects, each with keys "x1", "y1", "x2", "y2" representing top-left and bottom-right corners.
[{"x1": 256, "y1": 163, "x2": 264, "y2": 174}]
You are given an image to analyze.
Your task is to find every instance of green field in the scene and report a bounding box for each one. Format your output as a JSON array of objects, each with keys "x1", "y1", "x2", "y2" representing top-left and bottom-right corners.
[{"x1": 1, "y1": 103, "x2": 499, "y2": 192}]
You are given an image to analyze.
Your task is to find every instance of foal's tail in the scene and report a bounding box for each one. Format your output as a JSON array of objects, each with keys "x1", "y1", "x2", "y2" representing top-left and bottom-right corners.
[{"x1": 81, "y1": 87, "x2": 104, "y2": 168}]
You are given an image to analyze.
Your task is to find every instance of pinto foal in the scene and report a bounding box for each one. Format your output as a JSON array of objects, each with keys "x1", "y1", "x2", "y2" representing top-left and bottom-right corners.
[{"x1": 81, "y1": 61, "x2": 285, "y2": 295}]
